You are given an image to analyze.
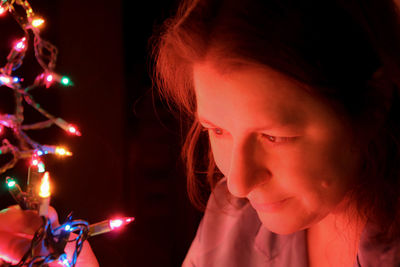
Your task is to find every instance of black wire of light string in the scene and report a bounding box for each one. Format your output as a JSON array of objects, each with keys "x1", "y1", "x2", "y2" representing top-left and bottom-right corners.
[{"x1": 10, "y1": 217, "x2": 89, "y2": 267}]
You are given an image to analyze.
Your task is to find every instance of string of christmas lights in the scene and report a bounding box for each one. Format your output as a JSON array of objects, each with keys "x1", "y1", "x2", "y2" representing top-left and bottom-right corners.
[
  {"x1": 0, "y1": 1, "x2": 134, "y2": 266},
  {"x1": 5, "y1": 176, "x2": 134, "y2": 267},
  {"x1": 0, "y1": 0, "x2": 79, "y2": 174}
]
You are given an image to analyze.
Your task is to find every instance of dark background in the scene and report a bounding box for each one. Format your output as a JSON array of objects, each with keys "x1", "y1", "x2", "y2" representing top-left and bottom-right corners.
[{"x1": 0, "y1": 0, "x2": 202, "y2": 266}]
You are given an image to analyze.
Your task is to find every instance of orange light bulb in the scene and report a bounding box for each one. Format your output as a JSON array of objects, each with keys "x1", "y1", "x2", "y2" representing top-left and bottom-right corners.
[
  {"x1": 39, "y1": 172, "x2": 50, "y2": 198},
  {"x1": 31, "y1": 18, "x2": 44, "y2": 28}
]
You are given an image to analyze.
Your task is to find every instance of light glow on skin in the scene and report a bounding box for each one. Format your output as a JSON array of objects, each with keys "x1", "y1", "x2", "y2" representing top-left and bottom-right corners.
[
  {"x1": 39, "y1": 172, "x2": 50, "y2": 198},
  {"x1": 0, "y1": 254, "x2": 18, "y2": 265},
  {"x1": 194, "y1": 62, "x2": 362, "y2": 235}
]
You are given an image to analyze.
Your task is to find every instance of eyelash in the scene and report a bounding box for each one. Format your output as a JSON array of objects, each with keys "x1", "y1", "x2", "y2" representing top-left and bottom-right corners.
[
  {"x1": 260, "y1": 134, "x2": 294, "y2": 145},
  {"x1": 202, "y1": 127, "x2": 294, "y2": 145}
]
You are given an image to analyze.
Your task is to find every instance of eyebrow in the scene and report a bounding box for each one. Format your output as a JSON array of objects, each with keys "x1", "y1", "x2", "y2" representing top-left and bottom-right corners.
[
  {"x1": 198, "y1": 113, "x2": 303, "y2": 130},
  {"x1": 198, "y1": 117, "x2": 218, "y2": 127}
]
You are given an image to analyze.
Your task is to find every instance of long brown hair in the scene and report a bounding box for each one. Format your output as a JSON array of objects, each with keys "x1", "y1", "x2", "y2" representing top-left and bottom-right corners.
[{"x1": 152, "y1": 0, "x2": 400, "y2": 241}]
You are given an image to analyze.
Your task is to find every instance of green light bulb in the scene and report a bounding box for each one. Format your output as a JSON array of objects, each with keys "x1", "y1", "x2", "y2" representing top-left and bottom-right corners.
[
  {"x1": 61, "y1": 76, "x2": 71, "y2": 86},
  {"x1": 7, "y1": 179, "x2": 16, "y2": 188}
]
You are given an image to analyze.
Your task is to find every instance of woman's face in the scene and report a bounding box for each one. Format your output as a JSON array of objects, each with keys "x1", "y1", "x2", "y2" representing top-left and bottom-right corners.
[{"x1": 193, "y1": 62, "x2": 361, "y2": 234}]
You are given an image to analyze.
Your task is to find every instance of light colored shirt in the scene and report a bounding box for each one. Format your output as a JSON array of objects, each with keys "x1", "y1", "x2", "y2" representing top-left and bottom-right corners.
[{"x1": 183, "y1": 179, "x2": 400, "y2": 267}]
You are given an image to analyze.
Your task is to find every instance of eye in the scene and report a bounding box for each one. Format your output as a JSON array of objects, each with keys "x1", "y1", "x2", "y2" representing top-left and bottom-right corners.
[
  {"x1": 201, "y1": 126, "x2": 224, "y2": 136},
  {"x1": 261, "y1": 134, "x2": 293, "y2": 144},
  {"x1": 210, "y1": 128, "x2": 224, "y2": 136}
]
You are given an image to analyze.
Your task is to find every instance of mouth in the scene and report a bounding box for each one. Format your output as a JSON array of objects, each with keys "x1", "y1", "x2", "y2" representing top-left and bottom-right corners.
[{"x1": 250, "y1": 197, "x2": 291, "y2": 213}]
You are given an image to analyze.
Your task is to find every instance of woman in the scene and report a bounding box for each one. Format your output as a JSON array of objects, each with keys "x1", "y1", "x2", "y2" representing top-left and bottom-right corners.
[
  {"x1": 153, "y1": 0, "x2": 400, "y2": 266},
  {"x1": 1, "y1": 0, "x2": 400, "y2": 266}
]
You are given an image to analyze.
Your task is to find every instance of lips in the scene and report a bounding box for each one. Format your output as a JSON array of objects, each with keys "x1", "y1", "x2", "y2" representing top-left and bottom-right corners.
[{"x1": 249, "y1": 197, "x2": 291, "y2": 213}]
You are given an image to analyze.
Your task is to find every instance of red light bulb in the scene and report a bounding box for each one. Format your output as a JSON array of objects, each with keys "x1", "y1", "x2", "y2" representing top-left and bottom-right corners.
[
  {"x1": 0, "y1": 6, "x2": 6, "y2": 16},
  {"x1": 109, "y1": 217, "x2": 135, "y2": 230},
  {"x1": 14, "y1": 37, "x2": 26, "y2": 52},
  {"x1": 46, "y1": 74, "x2": 53, "y2": 82},
  {"x1": 68, "y1": 125, "x2": 81, "y2": 136}
]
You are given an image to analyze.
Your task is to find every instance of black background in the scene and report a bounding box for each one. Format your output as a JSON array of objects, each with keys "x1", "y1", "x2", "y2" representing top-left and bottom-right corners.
[{"x1": 0, "y1": 0, "x2": 202, "y2": 266}]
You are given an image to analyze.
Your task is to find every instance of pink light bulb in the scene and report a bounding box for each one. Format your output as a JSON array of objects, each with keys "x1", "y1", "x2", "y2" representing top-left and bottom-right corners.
[
  {"x1": 0, "y1": 6, "x2": 6, "y2": 15},
  {"x1": 46, "y1": 74, "x2": 53, "y2": 82},
  {"x1": 109, "y1": 219, "x2": 123, "y2": 230},
  {"x1": 14, "y1": 38, "x2": 26, "y2": 52},
  {"x1": 68, "y1": 125, "x2": 81, "y2": 136},
  {"x1": 68, "y1": 126, "x2": 76, "y2": 133}
]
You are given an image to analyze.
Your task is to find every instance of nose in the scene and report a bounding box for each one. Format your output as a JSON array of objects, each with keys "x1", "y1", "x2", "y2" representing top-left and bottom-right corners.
[{"x1": 226, "y1": 136, "x2": 270, "y2": 198}]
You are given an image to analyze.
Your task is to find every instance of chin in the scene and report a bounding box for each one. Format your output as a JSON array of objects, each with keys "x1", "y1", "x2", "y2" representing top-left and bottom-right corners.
[{"x1": 257, "y1": 211, "x2": 309, "y2": 235}]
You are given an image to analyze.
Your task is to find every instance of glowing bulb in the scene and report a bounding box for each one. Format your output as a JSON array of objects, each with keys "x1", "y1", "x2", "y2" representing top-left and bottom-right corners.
[
  {"x1": 43, "y1": 74, "x2": 54, "y2": 88},
  {"x1": 7, "y1": 179, "x2": 16, "y2": 188},
  {"x1": 60, "y1": 76, "x2": 71, "y2": 86},
  {"x1": 109, "y1": 217, "x2": 135, "y2": 230},
  {"x1": 0, "y1": 76, "x2": 11, "y2": 84},
  {"x1": 14, "y1": 37, "x2": 26, "y2": 52},
  {"x1": 109, "y1": 219, "x2": 123, "y2": 230},
  {"x1": 39, "y1": 172, "x2": 50, "y2": 198},
  {"x1": 65, "y1": 224, "x2": 71, "y2": 231},
  {"x1": 55, "y1": 147, "x2": 66, "y2": 155},
  {"x1": 36, "y1": 150, "x2": 44, "y2": 156},
  {"x1": 68, "y1": 126, "x2": 76, "y2": 133},
  {"x1": 37, "y1": 162, "x2": 45, "y2": 173},
  {"x1": 68, "y1": 125, "x2": 81, "y2": 136},
  {"x1": 0, "y1": 6, "x2": 6, "y2": 16},
  {"x1": 46, "y1": 74, "x2": 53, "y2": 82},
  {"x1": 55, "y1": 146, "x2": 72, "y2": 156},
  {"x1": 31, "y1": 159, "x2": 39, "y2": 166},
  {"x1": 31, "y1": 18, "x2": 44, "y2": 28},
  {"x1": 54, "y1": 118, "x2": 82, "y2": 136}
]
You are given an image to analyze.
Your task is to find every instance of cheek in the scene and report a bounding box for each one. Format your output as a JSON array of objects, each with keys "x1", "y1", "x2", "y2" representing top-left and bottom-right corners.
[{"x1": 273, "y1": 140, "x2": 358, "y2": 209}]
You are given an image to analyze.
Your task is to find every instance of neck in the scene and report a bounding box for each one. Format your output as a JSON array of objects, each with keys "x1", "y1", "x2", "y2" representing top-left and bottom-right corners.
[{"x1": 307, "y1": 205, "x2": 366, "y2": 267}]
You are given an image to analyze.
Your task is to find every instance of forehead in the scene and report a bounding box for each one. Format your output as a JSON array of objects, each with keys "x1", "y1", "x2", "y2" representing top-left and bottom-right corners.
[{"x1": 193, "y1": 62, "x2": 313, "y2": 127}]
